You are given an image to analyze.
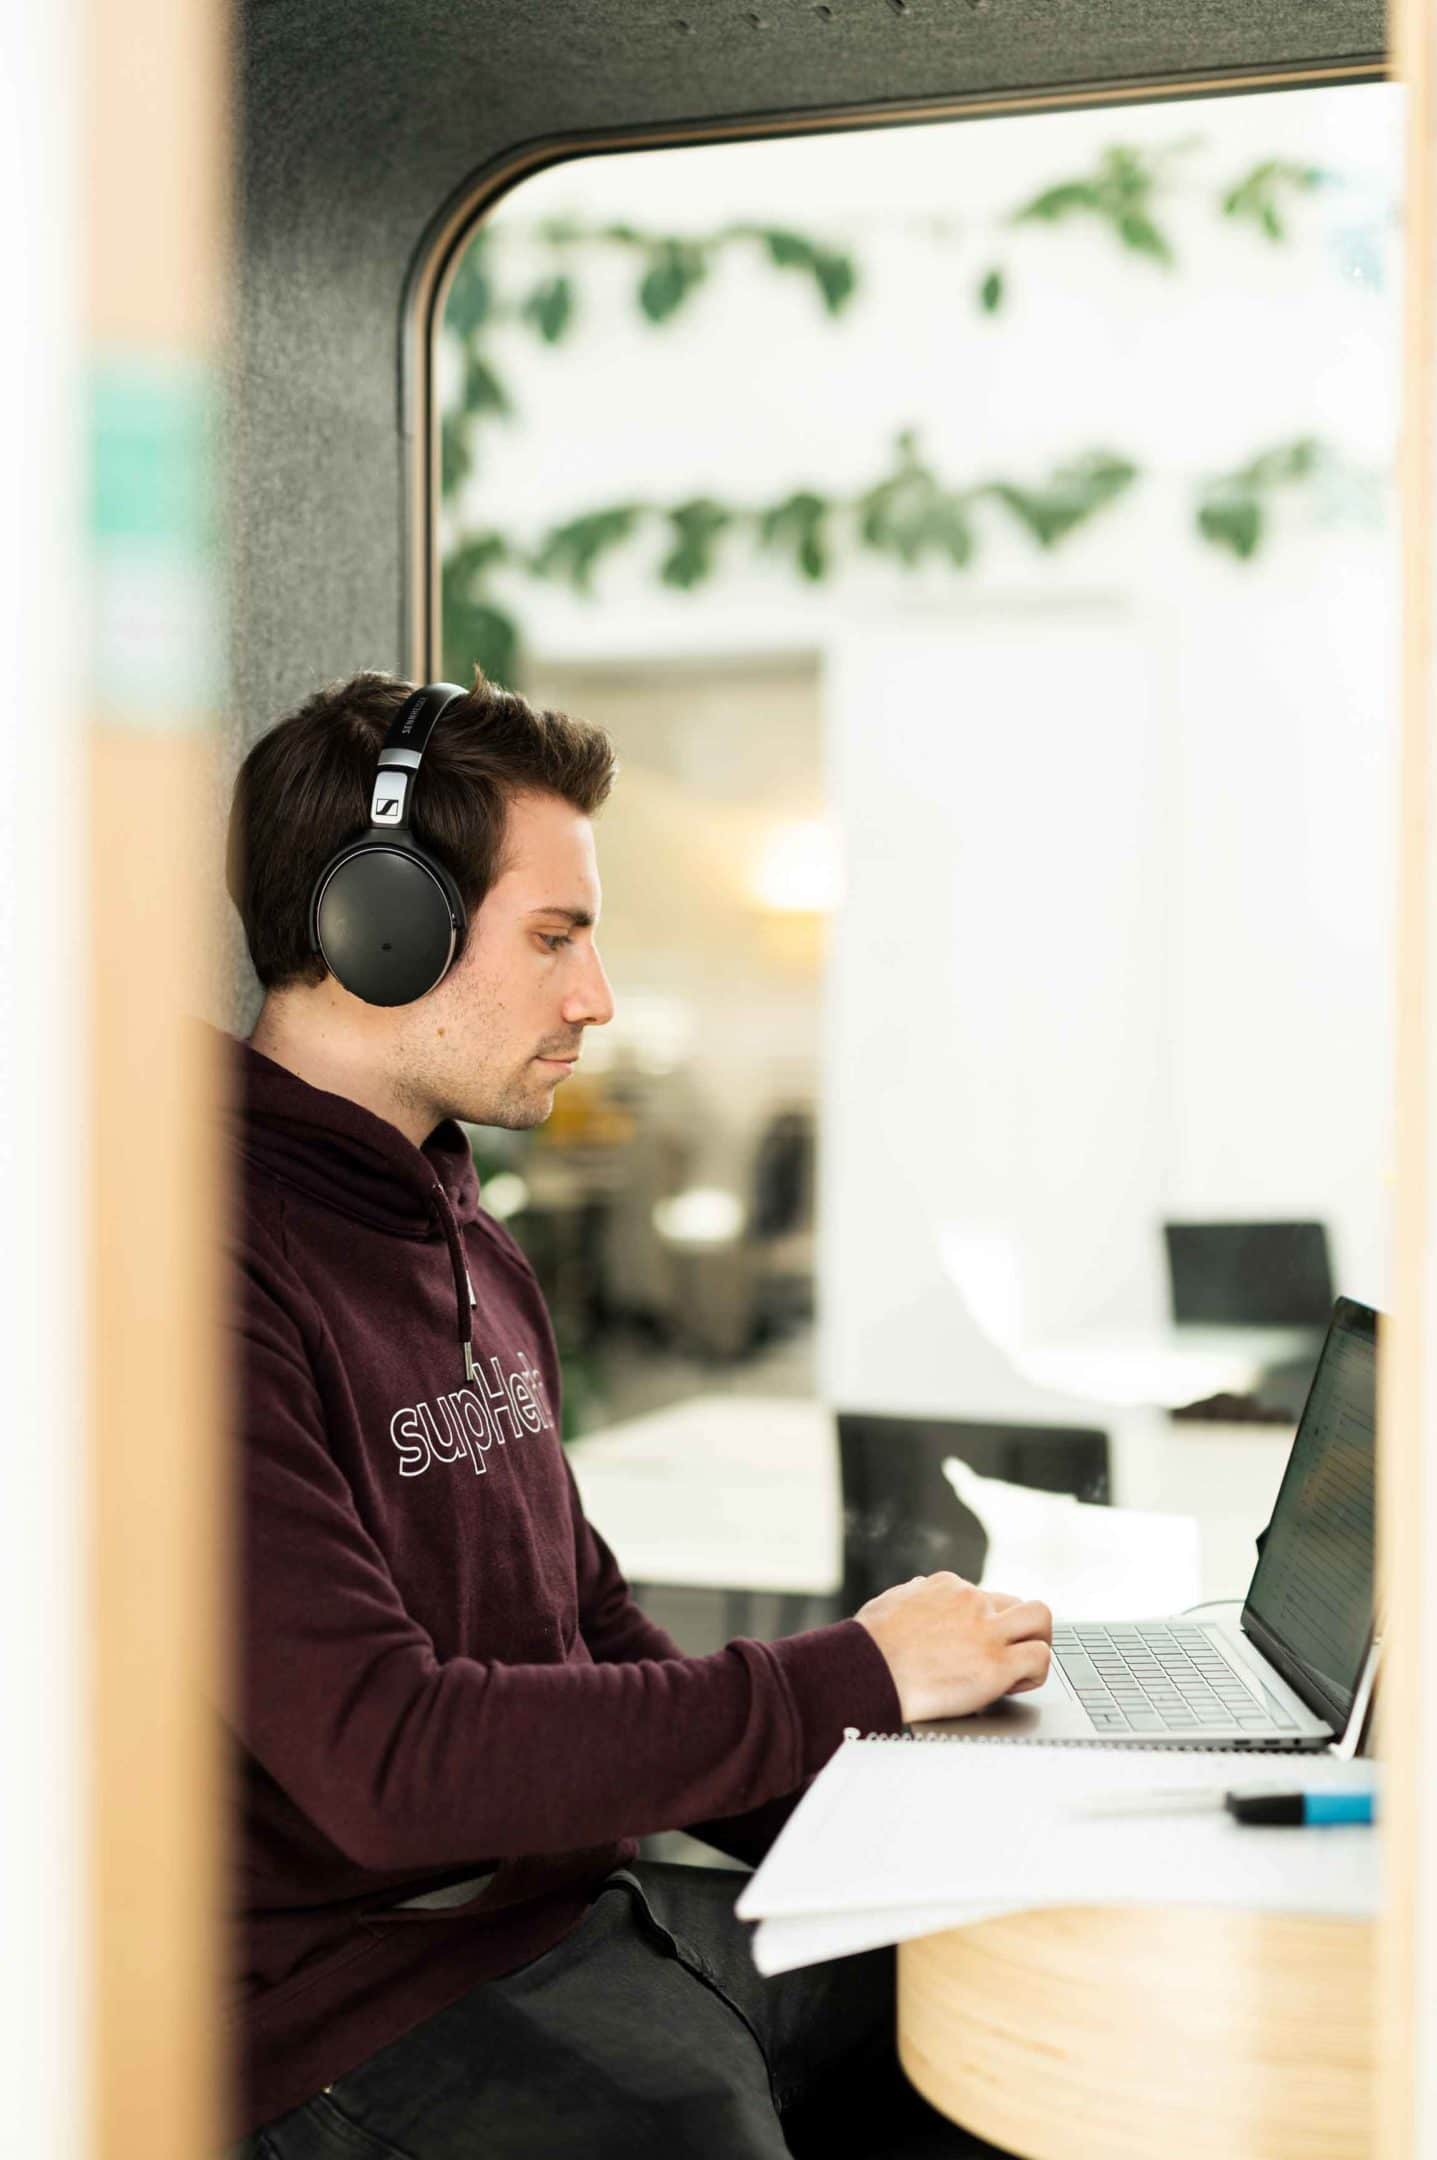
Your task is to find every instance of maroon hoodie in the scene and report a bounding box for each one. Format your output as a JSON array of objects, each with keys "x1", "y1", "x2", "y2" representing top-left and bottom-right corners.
[{"x1": 223, "y1": 1030, "x2": 902, "y2": 2135}]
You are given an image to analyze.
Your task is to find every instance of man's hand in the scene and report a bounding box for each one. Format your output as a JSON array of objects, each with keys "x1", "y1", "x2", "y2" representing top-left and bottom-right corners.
[{"x1": 853, "y1": 1572, "x2": 1053, "y2": 1724}]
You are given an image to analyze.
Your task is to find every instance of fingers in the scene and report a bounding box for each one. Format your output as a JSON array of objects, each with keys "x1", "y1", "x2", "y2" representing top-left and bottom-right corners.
[
  {"x1": 1003, "y1": 1637, "x2": 1053, "y2": 1695},
  {"x1": 992, "y1": 1597, "x2": 1054, "y2": 1646}
]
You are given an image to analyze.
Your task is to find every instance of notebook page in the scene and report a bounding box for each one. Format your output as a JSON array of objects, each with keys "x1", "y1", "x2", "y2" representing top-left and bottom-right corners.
[{"x1": 735, "y1": 1740, "x2": 1378, "y2": 1927}]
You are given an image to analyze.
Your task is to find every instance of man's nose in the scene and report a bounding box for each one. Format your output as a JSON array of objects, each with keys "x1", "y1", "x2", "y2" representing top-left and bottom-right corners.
[{"x1": 563, "y1": 943, "x2": 615, "y2": 1028}]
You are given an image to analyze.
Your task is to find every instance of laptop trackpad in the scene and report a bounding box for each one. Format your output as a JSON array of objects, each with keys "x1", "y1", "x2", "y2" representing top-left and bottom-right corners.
[{"x1": 913, "y1": 1666, "x2": 1096, "y2": 1742}]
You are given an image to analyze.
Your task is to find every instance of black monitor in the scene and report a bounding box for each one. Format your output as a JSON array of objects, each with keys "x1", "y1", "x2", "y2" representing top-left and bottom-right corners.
[{"x1": 1164, "y1": 1220, "x2": 1334, "y2": 1330}]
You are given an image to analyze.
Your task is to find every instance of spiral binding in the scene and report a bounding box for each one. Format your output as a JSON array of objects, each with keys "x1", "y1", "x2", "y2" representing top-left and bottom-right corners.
[{"x1": 842, "y1": 1725, "x2": 1292, "y2": 1752}]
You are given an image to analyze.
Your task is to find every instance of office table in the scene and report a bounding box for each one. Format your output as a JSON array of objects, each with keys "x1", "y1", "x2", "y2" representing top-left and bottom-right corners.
[
  {"x1": 568, "y1": 1394, "x2": 1294, "y2": 1608},
  {"x1": 568, "y1": 1395, "x2": 842, "y2": 1596},
  {"x1": 898, "y1": 1905, "x2": 1372, "y2": 2159}
]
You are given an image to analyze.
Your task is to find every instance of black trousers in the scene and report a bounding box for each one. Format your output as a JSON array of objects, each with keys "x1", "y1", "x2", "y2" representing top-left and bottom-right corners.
[{"x1": 237, "y1": 1863, "x2": 1007, "y2": 2160}]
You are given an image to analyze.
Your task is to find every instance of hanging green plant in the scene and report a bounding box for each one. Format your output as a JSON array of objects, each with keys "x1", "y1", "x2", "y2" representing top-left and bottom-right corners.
[
  {"x1": 637, "y1": 238, "x2": 710, "y2": 323},
  {"x1": 436, "y1": 133, "x2": 1385, "y2": 685},
  {"x1": 660, "y1": 499, "x2": 735, "y2": 587},
  {"x1": 1220, "y1": 160, "x2": 1333, "y2": 243},
  {"x1": 440, "y1": 434, "x2": 1144, "y2": 684},
  {"x1": 982, "y1": 452, "x2": 1139, "y2": 549},
  {"x1": 758, "y1": 490, "x2": 831, "y2": 581},
  {"x1": 856, "y1": 431, "x2": 976, "y2": 567},
  {"x1": 443, "y1": 535, "x2": 520, "y2": 688},
  {"x1": 1010, "y1": 141, "x2": 1196, "y2": 266},
  {"x1": 440, "y1": 427, "x2": 1375, "y2": 687},
  {"x1": 438, "y1": 138, "x2": 1365, "y2": 500},
  {"x1": 530, "y1": 506, "x2": 644, "y2": 590},
  {"x1": 520, "y1": 274, "x2": 576, "y2": 344},
  {"x1": 1195, "y1": 436, "x2": 1333, "y2": 559},
  {"x1": 445, "y1": 238, "x2": 494, "y2": 338}
]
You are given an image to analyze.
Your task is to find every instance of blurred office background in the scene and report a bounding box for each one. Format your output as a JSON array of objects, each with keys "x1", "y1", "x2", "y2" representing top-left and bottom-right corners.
[{"x1": 435, "y1": 87, "x2": 1402, "y2": 1658}]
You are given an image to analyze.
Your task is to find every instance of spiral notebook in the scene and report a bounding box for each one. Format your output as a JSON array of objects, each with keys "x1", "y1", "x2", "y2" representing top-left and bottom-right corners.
[{"x1": 735, "y1": 1738, "x2": 1380, "y2": 1975}]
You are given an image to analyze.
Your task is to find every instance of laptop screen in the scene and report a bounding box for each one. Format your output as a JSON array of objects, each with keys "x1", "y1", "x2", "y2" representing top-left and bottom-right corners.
[{"x1": 1241, "y1": 1296, "x2": 1378, "y2": 1727}]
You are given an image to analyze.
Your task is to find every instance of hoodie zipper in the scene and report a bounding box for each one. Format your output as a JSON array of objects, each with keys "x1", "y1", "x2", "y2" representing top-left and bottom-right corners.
[{"x1": 427, "y1": 1182, "x2": 479, "y2": 1386}]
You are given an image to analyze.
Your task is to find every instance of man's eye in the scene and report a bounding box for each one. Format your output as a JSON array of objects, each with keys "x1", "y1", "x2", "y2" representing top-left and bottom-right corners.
[{"x1": 538, "y1": 933, "x2": 572, "y2": 952}]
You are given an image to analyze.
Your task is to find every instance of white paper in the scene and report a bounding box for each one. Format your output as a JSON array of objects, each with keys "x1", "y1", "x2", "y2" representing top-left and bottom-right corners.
[
  {"x1": 736, "y1": 1740, "x2": 1378, "y2": 1971},
  {"x1": 941, "y1": 1455, "x2": 1202, "y2": 1619},
  {"x1": 751, "y1": 1902, "x2": 1016, "y2": 1976}
]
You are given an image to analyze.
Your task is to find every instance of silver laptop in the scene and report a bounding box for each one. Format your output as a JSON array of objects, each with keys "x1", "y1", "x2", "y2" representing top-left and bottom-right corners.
[{"x1": 936, "y1": 1296, "x2": 1379, "y2": 1752}]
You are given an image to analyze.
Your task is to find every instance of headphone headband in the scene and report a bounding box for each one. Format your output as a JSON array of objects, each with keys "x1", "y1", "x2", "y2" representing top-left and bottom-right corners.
[{"x1": 365, "y1": 682, "x2": 469, "y2": 837}]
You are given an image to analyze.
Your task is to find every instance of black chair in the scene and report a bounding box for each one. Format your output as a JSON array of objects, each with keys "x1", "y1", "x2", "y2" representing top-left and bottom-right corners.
[{"x1": 836, "y1": 1411, "x2": 1110, "y2": 1610}]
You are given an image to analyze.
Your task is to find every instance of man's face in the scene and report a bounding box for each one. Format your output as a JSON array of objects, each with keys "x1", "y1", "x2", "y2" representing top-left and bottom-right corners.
[{"x1": 393, "y1": 786, "x2": 614, "y2": 1131}]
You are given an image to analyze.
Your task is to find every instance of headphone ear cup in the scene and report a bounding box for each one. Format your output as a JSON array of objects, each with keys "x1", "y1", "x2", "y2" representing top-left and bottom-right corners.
[{"x1": 313, "y1": 844, "x2": 463, "y2": 1007}]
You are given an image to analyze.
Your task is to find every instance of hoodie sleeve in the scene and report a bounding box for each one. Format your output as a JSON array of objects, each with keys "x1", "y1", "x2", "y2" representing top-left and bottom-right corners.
[
  {"x1": 563, "y1": 1454, "x2": 688, "y2": 1666},
  {"x1": 562, "y1": 1457, "x2": 897, "y2": 1868},
  {"x1": 236, "y1": 1259, "x2": 903, "y2": 1877}
]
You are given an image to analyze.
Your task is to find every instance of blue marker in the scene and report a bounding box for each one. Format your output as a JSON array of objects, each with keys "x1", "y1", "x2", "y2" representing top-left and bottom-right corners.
[
  {"x1": 1079, "y1": 1782, "x2": 1377, "y2": 1823},
  {"x1": 1225, "y1": 1787, "x2": 1375, "y2": 1826}
]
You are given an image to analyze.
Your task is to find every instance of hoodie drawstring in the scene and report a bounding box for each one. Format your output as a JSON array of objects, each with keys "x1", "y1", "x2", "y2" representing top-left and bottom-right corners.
[{"x1": 429, "y1": 1184, "x2": 478, "y2": 1386}]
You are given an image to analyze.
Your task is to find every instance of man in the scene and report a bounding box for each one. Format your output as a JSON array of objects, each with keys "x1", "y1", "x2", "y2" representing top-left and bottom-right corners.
[{"x1": 222, "y1": 670, "x2": 1052, "y2": 2159}]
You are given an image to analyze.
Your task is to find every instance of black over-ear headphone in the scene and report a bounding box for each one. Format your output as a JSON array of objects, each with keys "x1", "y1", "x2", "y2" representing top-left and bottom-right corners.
[{"x1": 309, "y1": 682, "x2": 470, "y2": 1007}]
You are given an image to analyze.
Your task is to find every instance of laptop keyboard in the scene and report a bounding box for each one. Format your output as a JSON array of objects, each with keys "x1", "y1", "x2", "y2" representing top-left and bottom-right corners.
[{"x1": 1053, "y1": 1622, "x2": 1298, "y2": 1735}]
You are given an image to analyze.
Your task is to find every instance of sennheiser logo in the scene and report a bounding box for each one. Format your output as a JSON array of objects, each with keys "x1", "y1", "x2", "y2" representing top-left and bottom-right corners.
[{"x1": 372, "y1": 774, "x2": 408, "y2": 824}]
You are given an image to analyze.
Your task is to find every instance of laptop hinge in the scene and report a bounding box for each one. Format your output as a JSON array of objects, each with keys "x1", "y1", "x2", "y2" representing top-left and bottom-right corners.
[{"x1": 1240, "y1": 1604, "x2": 1356, "y2": 1735}]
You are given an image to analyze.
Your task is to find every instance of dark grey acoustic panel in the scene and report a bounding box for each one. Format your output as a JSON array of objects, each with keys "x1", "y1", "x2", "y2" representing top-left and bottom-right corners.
[{"x1": 226, "y1": 0, "x2": 1384, "y2": 1016}]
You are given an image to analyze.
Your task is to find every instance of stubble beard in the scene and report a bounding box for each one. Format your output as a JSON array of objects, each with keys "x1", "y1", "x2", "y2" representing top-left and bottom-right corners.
[
  {"x1": 460, "y1": 1058, "x2": 557, "y2": 1133},
  {"x1": 393, "y1": 1036, "x2": 554, "y2": 1135}
]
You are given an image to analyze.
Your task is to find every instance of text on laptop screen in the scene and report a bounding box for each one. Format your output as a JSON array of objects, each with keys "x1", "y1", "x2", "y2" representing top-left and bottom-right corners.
[{"x1": 1242, "y1": 1299, "x2": 1377, "y2": 1724}]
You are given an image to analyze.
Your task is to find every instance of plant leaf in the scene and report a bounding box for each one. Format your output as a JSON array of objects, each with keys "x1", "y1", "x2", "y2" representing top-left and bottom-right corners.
[
  {"x1": 520, "y1": 275, "x2": 575, "y2": 345},
  {"x1": 638, "y1": 241, "x2": 709, "y2": 323},
  {"x1": 1197, "y1": 497, "x2": 1263, "y2": 559},
  {"x1": 758, "y1": 490, "x2": 831, "y2": 580},
  {"x1": 445, "y1": 533, "x2": 512, "y2": 583},
  {"x1": 1221, "y1": 158, "x2": 1336, "y2": 243},
  {"x1": 529, "y1": 507, "x2": 642, "y2": 592},
  {"x1": 659, "y1": 499, "x2": 731, "y2": 587},
  {"x1": 1117, "y1": 212, "x2": 1173, "y2": 265},
  {"x1": 978, "y1": 267, "x2": 1005, "y2": 314},
  {"x1": 983, "y1": 451, "x2": 1138, "y2": 548},
  {"x1": 463, "y1": 350, "x2": 512, "y2": 417},
  {"x1": 1013, "y1": 180, "x2": 1105, "y2": 224},
  {"x1": 443, "y1": 600, "x2": 522, "y2": 688},
  {"x1": 445, "y1": 242, "x2": 493, "y2": 339},
  {"x1": 441, "y1": 412, "x2": 473, "y2": 500},
  {"x1": 761, "y1": 227, "x2": 814, "y2": 269},
  {"x1": 812, "y1": 248, "x2": 857, "y2": 314},
  {"x1": 441, "y1": 534, "x2": 521, "y2": 683}
]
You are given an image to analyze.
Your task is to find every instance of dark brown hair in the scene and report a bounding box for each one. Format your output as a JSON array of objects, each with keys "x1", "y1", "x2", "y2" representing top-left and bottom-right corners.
[{"x1": 227, "y1": 670, "x2": 616, "y2": 991}]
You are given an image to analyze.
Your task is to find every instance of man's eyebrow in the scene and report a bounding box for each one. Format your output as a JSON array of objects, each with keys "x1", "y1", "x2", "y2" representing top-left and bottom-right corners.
[{"x1": 525, "y1": 905, "x2": 595, "y2": 928}]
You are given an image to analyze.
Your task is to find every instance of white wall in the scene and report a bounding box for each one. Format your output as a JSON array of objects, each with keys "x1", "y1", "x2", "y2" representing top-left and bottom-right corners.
[
  {"x1": 820, "y1": 614, "x2": 1169, "y2": 1419},
  {"x1": 817, "y1": 577, "x2": 1398, "y2": 1422}
]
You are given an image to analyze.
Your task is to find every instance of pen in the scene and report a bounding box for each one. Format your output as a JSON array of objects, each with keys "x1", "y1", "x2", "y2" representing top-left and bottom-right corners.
[
  {"x1": 1078, "y1": 1783, "x2": 1377, "y2": 1824},
  {"x1": 1225, "y1": 1788, "x2": 1375, "y2": 1826}
]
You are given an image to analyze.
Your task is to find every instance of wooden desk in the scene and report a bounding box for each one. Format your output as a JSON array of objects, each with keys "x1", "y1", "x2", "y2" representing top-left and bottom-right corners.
[{"x1": 897, "y1": 1904, "x2": 1373, "y2": 2160}]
